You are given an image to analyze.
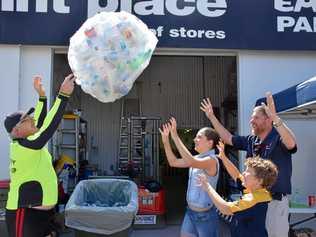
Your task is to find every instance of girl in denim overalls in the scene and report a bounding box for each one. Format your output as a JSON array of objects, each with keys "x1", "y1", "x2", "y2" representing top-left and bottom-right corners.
[{"x1": 160, "y1": 117, "x2": 219, "y2": 237}]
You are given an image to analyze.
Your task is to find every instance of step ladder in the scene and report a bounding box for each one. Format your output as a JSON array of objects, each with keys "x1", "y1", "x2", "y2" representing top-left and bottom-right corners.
[
  {"x1": 118, "y1": 116, "x2": 161, "y2": 183},
  {"x1": 56, "y1": 114, "x2": 80, "y2": 174},
  {"x1": 118, "y1": 97, "x2": 141, "y2": 175},
  {"x1": 118, "y1": 117, "x2": 129, "y2": 172},
  {"x1": 53, "y1": 114, "x2": 87, "y2": 193},
  {"x1": 118, "y1": 117, "x2": 144, "y2": 175}
]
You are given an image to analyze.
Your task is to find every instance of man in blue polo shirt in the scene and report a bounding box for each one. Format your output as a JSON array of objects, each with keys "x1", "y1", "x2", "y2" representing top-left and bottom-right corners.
[{"x1": 200, "y1": 92, "x2": 297, "y2": 237}]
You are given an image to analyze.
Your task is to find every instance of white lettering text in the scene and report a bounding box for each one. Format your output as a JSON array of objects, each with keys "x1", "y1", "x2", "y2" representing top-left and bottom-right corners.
[
  {"x1": 197, "y1": 0, "x2": 227, "y2": 17},
  {"x1": 135, "y1": 0, "x2": 164, "y2": 15},
  {"x1": 277, "y1": 16, "x2": 316, "y2": 32},
  {"x1": 275, "y1": 0, "x2": 316, "y2": 12},
  {"x1": 275, "y1": 0, "x2": 294, "y2": 12},
  {"x1": 169, "y1": 27, "x2": 226, "y2": 39},
  {"x1": 1, "y1": 0, "x2": 13, "y2": 11},
  {"x1": 294, "y1": 0, "x2": 316, "y2": 12},
  {"x1": 165, "y1": 0, "x2": 195, "y2": 16},
  {"x1": 88, "y1": 0, "x2": 227, "y2": 18},
  {"x1": 1, "y1": 0, "x2": 69, "y2": 13}
]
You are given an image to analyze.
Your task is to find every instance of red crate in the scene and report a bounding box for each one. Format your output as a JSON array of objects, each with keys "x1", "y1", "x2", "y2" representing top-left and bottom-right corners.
[
  {"x1": 138, "y1": 186, "x2": 166, "y2": 215},
  {"x1": 0, "y1": 180, "x2": 10, "y2": 189},
  {"x1": 0, "y1": 180, "x2": 10, "y2": 209}
]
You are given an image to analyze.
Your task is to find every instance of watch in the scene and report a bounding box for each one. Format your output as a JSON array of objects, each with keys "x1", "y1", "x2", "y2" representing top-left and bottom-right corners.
[{"x1": 273, "y1": 117, "x2": 283, "y2": 128}]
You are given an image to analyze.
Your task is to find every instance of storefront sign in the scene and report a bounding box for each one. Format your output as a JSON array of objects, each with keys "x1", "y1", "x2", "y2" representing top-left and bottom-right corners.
[
  {"x1": 275, "y1": 0, "x2": 316, "y2": 33},
  {"x1": 0, "y1": 0, "x2": 315, "y2": 50}
]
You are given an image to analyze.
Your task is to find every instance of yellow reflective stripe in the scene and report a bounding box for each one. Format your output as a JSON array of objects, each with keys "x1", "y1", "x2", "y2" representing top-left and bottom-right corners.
[
  {"x1": 28, "y1": 97, "x2": 62, "y2": 141},
  {"x1": 59, "y1": 92, "x2": 70, "y2": 98},
  {"x1": 33, "y1": 100, "x2": 44, "y2": 127}
]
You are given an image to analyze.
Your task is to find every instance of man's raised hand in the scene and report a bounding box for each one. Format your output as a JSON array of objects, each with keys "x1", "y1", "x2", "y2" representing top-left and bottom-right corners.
[
  {"x1": 33, "y1": 75, "x2": 45, "y2": 97},
  {"x1": 261, "y1": 92, "x2": 277, "y2": 121},
  {"x1": 60, "y1": 73, "x2": 76, "y2": 95},
  {"x1": 201, "y1": 98, "x2": 214, "y2": 120}
]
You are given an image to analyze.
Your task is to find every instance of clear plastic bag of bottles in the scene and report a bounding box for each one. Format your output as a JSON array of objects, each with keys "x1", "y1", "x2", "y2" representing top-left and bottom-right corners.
[{"x1": 68, "y1": 11, "x2": 158, "y2": 103}]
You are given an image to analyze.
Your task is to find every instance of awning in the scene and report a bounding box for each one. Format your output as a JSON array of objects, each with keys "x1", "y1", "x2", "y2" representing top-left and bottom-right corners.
[{"x1": 255, "y1": 76, "x2": 316, "y2": 115}]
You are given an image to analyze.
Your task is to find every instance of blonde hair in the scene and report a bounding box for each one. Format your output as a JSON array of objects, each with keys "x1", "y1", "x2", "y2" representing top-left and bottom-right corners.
[{"x1": 253, "y1": 105, "x2": 269, "y2": 118}]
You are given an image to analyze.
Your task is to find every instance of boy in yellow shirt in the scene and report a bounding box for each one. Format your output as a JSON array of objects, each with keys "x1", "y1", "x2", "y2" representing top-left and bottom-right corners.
[{"x1": 198, "y1": 142, "x2": 278, "y2": 237}]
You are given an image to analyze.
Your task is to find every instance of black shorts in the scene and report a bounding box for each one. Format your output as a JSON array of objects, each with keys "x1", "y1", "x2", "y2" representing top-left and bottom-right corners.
[{"x1": 5, "y1": 208, "x2": 55, "y2": 237}]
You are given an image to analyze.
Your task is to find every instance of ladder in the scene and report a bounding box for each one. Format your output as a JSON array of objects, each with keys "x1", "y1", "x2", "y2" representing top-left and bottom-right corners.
[
  {"x1": 118, "y1": 117, "x2": 129, "y2": 172},
  {"x1": 118, "y1": 116, "x2": 161, "y2": 183},
  {"x1": 53, "y1": 114, "x2": 87, "y2": 193},
  {"x1": 56, "y1": 114, "x2": 80, "y2": 175},
  {"x1": 118, "y1": 117, "x2": 142, "y2": 174},
  {"x1": 118, "y1": 98, "x2": 141, "y2": 176}
]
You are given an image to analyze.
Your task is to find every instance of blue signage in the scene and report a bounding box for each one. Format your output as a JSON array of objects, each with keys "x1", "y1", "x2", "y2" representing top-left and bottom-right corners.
[{"x1": 0, "y1": 0, "x2": 315, "y2": 50}]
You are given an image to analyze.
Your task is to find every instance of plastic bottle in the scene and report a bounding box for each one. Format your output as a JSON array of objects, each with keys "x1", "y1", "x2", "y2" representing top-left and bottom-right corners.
[
  {"x1": 291, "y1": 188, "x2": 302, "y2": 207},
  {"x1": 59, "y1": 165, "x2": 70, "y2": 194},
  {"x1": 68, "y1": 165, "x2": 76, "y2": 192}
]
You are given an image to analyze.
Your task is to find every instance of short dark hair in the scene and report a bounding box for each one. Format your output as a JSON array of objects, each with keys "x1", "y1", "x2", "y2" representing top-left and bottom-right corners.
[
  {"x1": 245, "y1": 157, "x2": 278, "y2": 190},
  {"x1": 199, "y1": 127, "x2": 219, "y2": 149}
]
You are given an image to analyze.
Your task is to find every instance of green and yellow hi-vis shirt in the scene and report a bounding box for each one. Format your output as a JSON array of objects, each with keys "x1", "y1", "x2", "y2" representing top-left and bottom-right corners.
[{"x1": 6, "y1": 93, "x2": 69, "y2": 210}]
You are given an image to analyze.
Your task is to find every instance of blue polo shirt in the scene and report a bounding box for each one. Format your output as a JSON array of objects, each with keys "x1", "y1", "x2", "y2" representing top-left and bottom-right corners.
[
  {"x1": 228, "y1": 185, "x2": 272, "y2": 237},
  {"x1": 232, "y1": 128, "x2": 297, "y2": 194}
]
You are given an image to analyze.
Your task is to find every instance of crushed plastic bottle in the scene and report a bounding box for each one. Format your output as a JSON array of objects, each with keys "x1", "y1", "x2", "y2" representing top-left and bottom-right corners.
[
  {"x1": 59, "y1": 165, "x2": 70, "y2": 194},
  {"x1": 68, "y1": 11, "x2": 158, "y2": 103}
]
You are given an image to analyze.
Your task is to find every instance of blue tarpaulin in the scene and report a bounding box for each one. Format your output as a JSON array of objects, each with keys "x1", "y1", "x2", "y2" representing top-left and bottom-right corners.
[{"x1": 255, "y1": 77, "x2": 316, "y2": 113}]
